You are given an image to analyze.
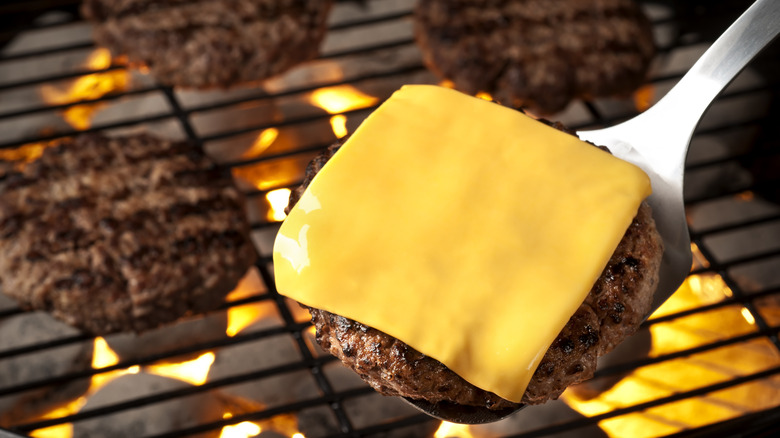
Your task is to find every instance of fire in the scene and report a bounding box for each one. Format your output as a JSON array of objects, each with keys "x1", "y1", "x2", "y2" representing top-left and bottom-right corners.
[
  {"x1": 434, "y1": 422, "x2": 474, "y2": 438},
  {"x1": 145, "y1": 352, "x2": 215, "y2": 386},
  {"x1": 219, "y1": 413, "x2": 302, "y2": 438},
  {"x1": 562, "y1": 270, "x2": 778, "y2": 437},
  {"x1": 309, "y1": 85, "x2": 378, "y2": 138},
  {"x1": 438, "y1": 79, "x2": 455, "y2": 89},
  {"x1": 225, "y1": 269, "x2": 274, "y2": 337},
  {"x1": 241, "y1": 128, "x2": 280, "y2": 159},
  {"x1": 220, "y1": 420, "x2": 261, "y2": 438},
  {"x1": 29, "y1": 337, "x2": 139, "y2": 438},
  {"x1": 90, "y1": 336, "x2": 140, "y2": 391},
  {"x1": 40, "y1": 48, "x2": 129, "y2": 130},
  {"x1": 475, "y1": 92, "x2": 493, "y2": 101},
  {"x1": 0, "y1": 142, "x2": 48, "y2": 164},
  {"x1": 633, "y1": 84, "x2": 655, "y2": 113},
  {"x1": 266, "y1": 188, "x2": 292, "y2": 222},
  {"x1": 329, "y1": 114, "x2": 348, "y2": 138}
]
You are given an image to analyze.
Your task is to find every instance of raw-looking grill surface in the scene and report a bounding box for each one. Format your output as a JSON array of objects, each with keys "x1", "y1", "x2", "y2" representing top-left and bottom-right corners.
[{"x1": 1, "y1": 0, "x2": 779, "y2": 437}]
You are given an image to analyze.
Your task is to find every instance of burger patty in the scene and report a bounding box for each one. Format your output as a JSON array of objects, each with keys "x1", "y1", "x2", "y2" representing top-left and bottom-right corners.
[
  {"x1": 414, "y1": 0, "x2": 656, "y2": 115},
  {"x1": 0, "y1": 133, "x2": 257, "y2": 335},
  {"x1": 286, "y1": 127, "x2": 663, "y2": 409},
  {"x1": 81, "y1": 0, "x2": 332, "y2": 88}
]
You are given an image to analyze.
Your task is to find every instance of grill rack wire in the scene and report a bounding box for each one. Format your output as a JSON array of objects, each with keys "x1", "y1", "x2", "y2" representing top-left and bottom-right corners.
[{"x1": 1, "y1": 0, "x2": 779, "y2": 437}]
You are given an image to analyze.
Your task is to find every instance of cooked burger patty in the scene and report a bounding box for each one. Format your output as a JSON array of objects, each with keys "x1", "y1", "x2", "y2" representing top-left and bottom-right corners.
[
  {"x1": 81, "y1": 0, "x2": 333, "y2": 88},
  {"x1": 0, "y1": 133, "x2": 256, "y2": 334},
  {"x1": 414, "y1": 0, "x2": 656, "y2": 114},
  {"x1": 286, "y1": 131, "x2": 663, "y2": 409}
]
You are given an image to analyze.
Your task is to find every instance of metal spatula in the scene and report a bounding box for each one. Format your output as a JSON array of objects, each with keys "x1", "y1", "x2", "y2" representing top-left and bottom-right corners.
[{"x1": 406, "y1": 0, "x2": 780, "y2": 425}]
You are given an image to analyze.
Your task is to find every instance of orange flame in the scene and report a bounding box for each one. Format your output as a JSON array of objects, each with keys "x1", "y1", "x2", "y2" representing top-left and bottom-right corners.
[
  {"x1": 225, "y1": 269, "x2": 274, "y2": 337},
  {"x1": 145, "y1": 352, "x2": 215, "y2": 386},
  {"x1": 563, "y1": 270, "x2": 777, "y2": 436},
  {"x1": 220, "y1": 420, "x2": 261, "y2": 438},
  {"x1": 241, "y1": 128, "x2": 280, "y2": 159},
  {"x1": 219, "y1": 413, "x2": 302, "y2": 438},
  {"x1": 309, "y1": 85, "x2": 378, "y2": 138},
  {"x1": 0, "y1": 142, "x2": 48, "y2": 164},
  {"x1": 40, "y1": 48, "x2": 129, "y2": 130},
  {"x1": 633, "y1": 84, "x2": 655, "y2": 113},
  {"x1": 30, "y1": 337, "x2": 139, "y2": 438},
  {"x1": 266, "y1": 188, "x2": 292, "y2": 222},
  {"x1": 434, "y1": 422, "x2": 474, "y2": 438}
]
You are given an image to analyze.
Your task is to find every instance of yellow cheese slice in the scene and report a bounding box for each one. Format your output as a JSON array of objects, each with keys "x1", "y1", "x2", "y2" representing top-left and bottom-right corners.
[{"x1": 273, "y1": 85, "x2": 651, "y2": 402}]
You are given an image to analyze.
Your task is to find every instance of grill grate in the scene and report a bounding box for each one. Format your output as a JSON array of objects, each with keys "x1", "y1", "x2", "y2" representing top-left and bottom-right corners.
[{"x1": 1, "y1": 0, "x2": 779, "y2": 437}]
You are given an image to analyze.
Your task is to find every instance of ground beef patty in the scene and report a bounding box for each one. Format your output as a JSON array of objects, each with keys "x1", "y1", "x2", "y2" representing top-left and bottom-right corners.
[
  {"x1": 0, "y1": 133, "x2": 257, "y2": 335},
  {"x1": 286, "y1": 132, "x2": 663, "y2": 409},
  {"x1": 81, "y1": 0, "x2": 333, "y2": 88},
  {"x1": 414, "y1": 0, "x2": 656, "y2": 115}
]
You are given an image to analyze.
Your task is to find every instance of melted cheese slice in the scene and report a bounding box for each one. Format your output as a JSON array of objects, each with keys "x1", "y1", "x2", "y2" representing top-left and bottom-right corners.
[{"x1": 273, "y1": 85, "x2": 651, "y2": 402}]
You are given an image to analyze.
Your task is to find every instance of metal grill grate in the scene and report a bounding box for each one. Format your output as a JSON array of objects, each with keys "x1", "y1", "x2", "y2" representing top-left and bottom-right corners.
[{"x1": 1, "y1": 0, "x2": 779, "y2": 437}]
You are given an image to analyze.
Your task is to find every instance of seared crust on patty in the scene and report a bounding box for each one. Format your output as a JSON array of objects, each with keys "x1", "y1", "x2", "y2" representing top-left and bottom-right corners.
[
  {"x1": 81, "y1": 0, "x2": 333, "y2": 88},
  {"x1": 414, "y1": 0, "x2": 655, "y2": 114},
  {"x1": 287, "y1": 125, "x2": 663, "y2": 408},
  {"x1": 0, "y1": 133, "x2": 256, "y2": 334}
]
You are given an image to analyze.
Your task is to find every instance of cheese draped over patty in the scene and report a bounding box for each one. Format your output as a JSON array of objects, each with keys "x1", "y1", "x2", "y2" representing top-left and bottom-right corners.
[{"x1": 273, "y1": 85, "x2": 651, "y2": 402}]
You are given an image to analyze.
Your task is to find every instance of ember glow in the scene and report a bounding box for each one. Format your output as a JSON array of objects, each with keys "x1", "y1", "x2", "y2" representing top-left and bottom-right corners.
[
  {"x1": 145, "y1": 352, "x2": 215, "y2": 386},
  {"x1": 30, "y1": 337, "x2": 139, "y2": 438},
  {"x1": 0, "y1": 142, "x2": 48, "y2": 164},
  {"x1": 266, "y1": 188, "x2": 292, "y2": 222},
  {"x1": 562, "y1": 271, "x2": 780, "y2": 437},
  {"x1": 242, "y1": 128, "x2": 280, "y2": 159},
  {"x1": 225, "y1": 269, "x2": 274, "y2": 337},
  {"x1": 309, "y1": 85, "x2": 378, "y2": 138},
  {"x1": 434, "y1": 421, "x2": 474, "y2": 438},
  {"x1": 633, "y1": 84, "x2": 655, "y2": 113},
  {"x1": 40, "y1": 48, "x2": 129, "y2": 130},
  {"x1": 220, "y1": 419, "x2": 261, "y2": 438}
]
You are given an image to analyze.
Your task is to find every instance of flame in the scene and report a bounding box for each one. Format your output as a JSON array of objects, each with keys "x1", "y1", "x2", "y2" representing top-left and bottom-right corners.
[
  {"x1": 737, "y1": 191, "x2": 755, "y2": 201},
  {"x1": 225, "y1": 269, "x2": 274, "y2": 337},
  {"x1": 145, "y1": 352, "x2": 215, "y2": 386},
  {"x1": 220, "y1": 421, "x2": 261, "y2": 438},
  {"x1": 633, "y1": 84, "x2": 655, "y2": 112},
  {"x1": 563, "y1": 270, "x2": 779, "y2": 437},
  {"x1": 30, "y1": 337, "x2": 139, "y2": 438},
  {"x1": 438, "y1": 79, "x2": 455, "y2": 89},
  {"x1": 241, "y1": 128, "x2": 280, "y2": 159},
  {"x1": 0, "y1": 142, "x2": 48, "y2": 164},
  {"x1": 329, "y1": 114, "x2": 348, "y2": 138},
  {"x1": 219, "y1": 413, "x2": 301, "y2": 438},
  {"x1": 266, "y1": 188, "x2": 292, "y2": 222},
  {"x1": 91, "y1": 337, "x2": 140, "y2": 390},
  {"x1": 690, "y1": 242, "x2": 711, "y2": 270},
  {"x1": 434, "y1": 422, "x2": 474, "y2": 438},
  {"x1": 475, "y1": 92, "x2": 493, "y2": 101},
  {"x1": 40, "y1": 48, "x2": 129, "y2": 130},
  {"x1": 309, "y1": 85, "x2": 378, "y2": 138},
  {"x1": 740, "y1": 307, "x2": 756, "y2": 325}
]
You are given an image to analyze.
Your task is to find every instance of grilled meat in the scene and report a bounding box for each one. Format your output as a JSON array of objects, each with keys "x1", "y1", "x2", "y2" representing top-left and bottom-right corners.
[
  {"x1": 287, "y1": 131, "x2": 662, "y2": 409},
  {"x1": 0, "y1": 133, "x2": 256, "y2": 334}
]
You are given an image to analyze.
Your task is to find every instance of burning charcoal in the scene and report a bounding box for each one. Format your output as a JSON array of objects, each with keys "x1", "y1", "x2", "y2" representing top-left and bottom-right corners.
[
  {"x1": 0, "y1": 305, "x2": 92, "y2": 426},
  {"x1": 207, "y1": 317, "x2": 320, "y2": 408},
  {"x1": 73, "y1": 373, "x2": 226, "y2": 438},
  {"x1": 106, "y1": 312, "x2": 227, "y2": 363}
]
